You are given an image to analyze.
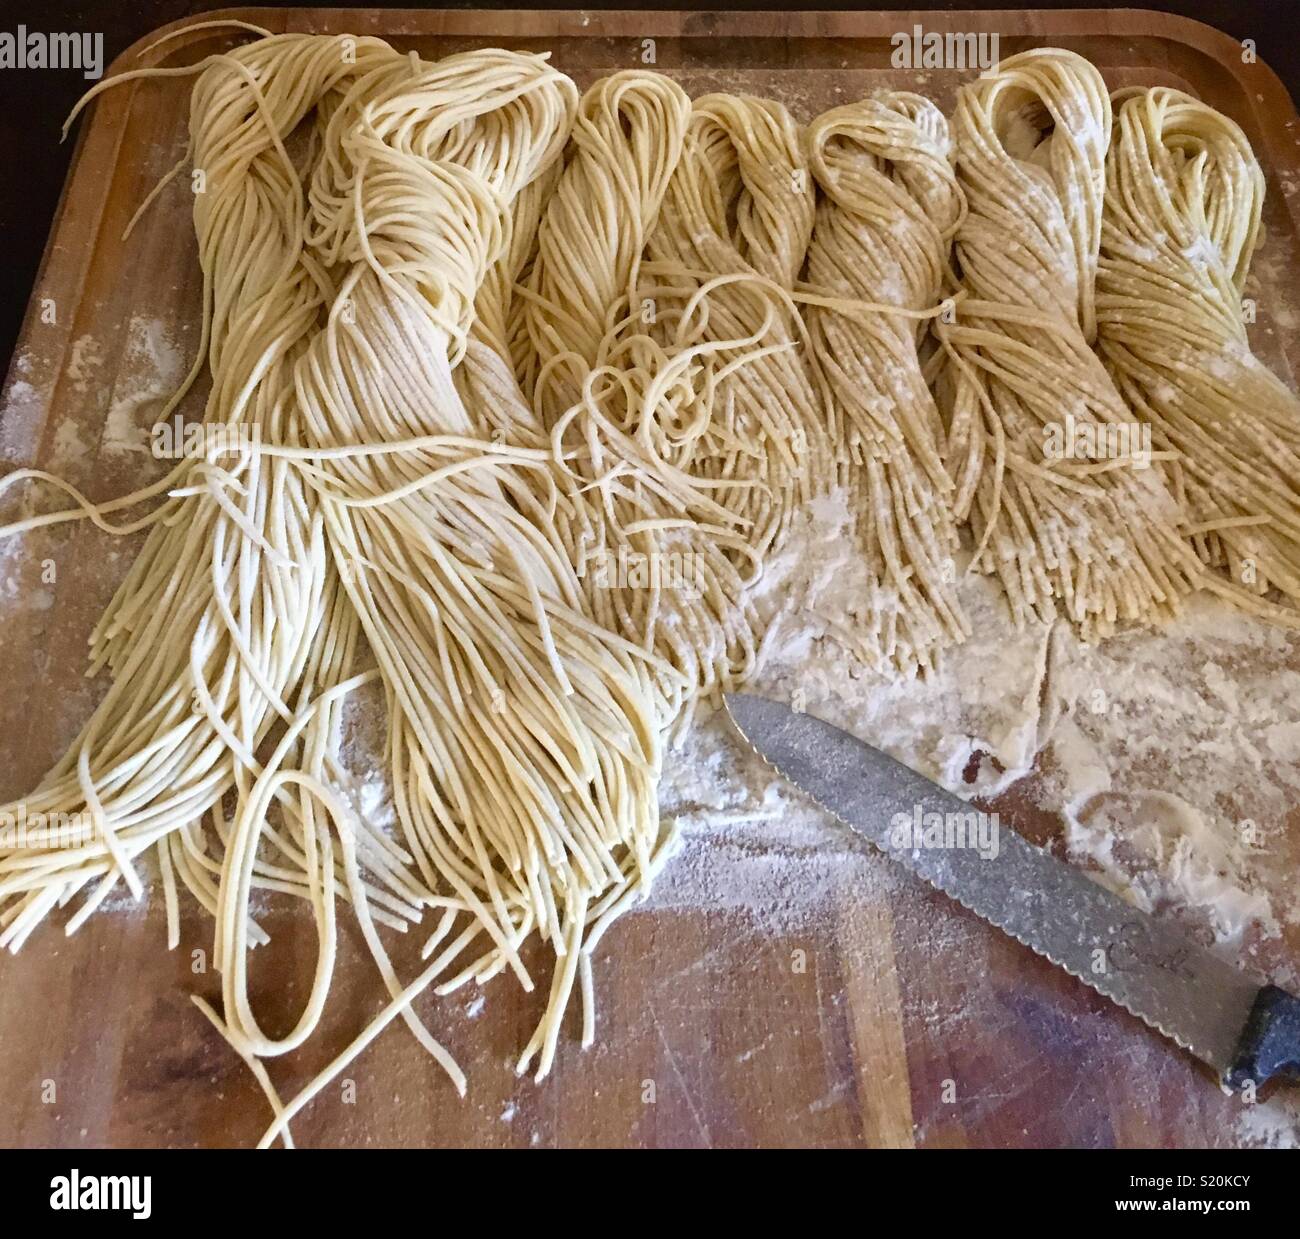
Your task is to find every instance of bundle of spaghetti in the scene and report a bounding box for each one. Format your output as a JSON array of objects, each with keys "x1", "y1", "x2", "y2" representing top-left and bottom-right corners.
[
  {"x1": 637, "y1": 93, "x2": 837, "y2": 565},
  {"x1": 524, "y1": 72, "x2": 692, "y2": 415},
  {"x1": 520, "y1": 72, "x2": 761, "y2": 712},
  {"x1": 289, "y1": 48, "x2": 686, "y2": 1086},
  {"x1": 1097, "y1": 86, "x2": 1300, "y2": 617},
  {"x1": 802, "y1": 92, "x2": 971, "y2": 674},
  {"x1": 934, "y1": 49, "x2": 1202, "y2": 636},
  {"x1": 458, "y1": 162, "x2": 561, "y2": 445},
  {"x1": 0, "y1": 33, "x2": 428, "y2": 964}
]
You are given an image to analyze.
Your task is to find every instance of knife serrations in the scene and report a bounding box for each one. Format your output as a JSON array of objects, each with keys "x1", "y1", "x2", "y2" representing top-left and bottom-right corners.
[{"x1": 724, "y1": 692, "x2": 1263, "y2": 1080}]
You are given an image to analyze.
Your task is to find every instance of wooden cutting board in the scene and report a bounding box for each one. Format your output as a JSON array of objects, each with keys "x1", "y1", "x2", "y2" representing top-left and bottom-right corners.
[{"x1": 1, "y1": 8, "x2": 1298, "y2": 1149}]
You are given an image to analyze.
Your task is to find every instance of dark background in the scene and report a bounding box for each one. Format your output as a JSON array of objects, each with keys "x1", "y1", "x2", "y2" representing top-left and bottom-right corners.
[{"x1": 1, "y1": 0, "x2": 1297, "y2": 377}]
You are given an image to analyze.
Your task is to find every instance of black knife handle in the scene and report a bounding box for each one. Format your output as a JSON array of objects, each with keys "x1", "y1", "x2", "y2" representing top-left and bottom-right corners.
[{"x1": 1226, "y1": 985, "x2": 1300, "y2": 1089}]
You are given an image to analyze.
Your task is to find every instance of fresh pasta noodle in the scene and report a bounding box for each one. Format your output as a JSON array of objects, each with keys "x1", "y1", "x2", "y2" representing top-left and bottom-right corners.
[
  {"x1": 935, "y1": 48, "x2": 1203, "y2": 637},
  {"x1": 525, "y1": 71, "x2": 692, "y2": 418},
  {"x1": 641, "y1": 93, "x2": 837, "y2": 561},
  {"x1": 0, "y1": 32, "x2": 426, "y2": 962},
  {"x1": 1097, "y1": 86, "x2": 1300, "y2": 620},
  {"x1": 522, "y1": 72, "x2": 761, "y2": 712},
  {"x1": 803, "y1": 92, "x2": 971, "y2": 674},
  {"x1": 0, "y1": 34, "x2": 483, "y2": 1144},
  {"x1": 289, "y1": 47, "x2": 695, "y2": 1089}
]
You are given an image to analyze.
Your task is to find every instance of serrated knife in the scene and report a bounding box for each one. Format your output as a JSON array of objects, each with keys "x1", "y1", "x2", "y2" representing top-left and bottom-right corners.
[{"x1": 724, "y1": 692, "x2": 1300, "y2": 1089}]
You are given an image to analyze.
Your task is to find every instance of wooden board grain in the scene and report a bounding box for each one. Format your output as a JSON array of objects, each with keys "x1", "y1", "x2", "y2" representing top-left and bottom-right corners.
[{"x1": 0, "y1": 8, "x2": 1298, "y2": 1149}]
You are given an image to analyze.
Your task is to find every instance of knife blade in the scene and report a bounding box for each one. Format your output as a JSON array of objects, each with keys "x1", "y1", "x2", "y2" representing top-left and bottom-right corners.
[{"x1": 724, "y1": 691, "x2": 1300, "y2": 1089}]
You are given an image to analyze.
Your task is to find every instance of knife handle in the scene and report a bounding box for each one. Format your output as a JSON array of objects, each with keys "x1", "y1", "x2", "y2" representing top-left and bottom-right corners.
[{"x1": 1226, "y1": 985, "x2": 1300, "y2": 1089}]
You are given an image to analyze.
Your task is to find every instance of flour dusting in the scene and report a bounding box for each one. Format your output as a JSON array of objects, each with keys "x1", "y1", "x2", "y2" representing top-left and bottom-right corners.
[
  {"x1": 638, "y1": 494, "x2": 1300, "y2": 1147},
  {"x1": 103, "y1": 315, "x2": 191, "y2": 455}
]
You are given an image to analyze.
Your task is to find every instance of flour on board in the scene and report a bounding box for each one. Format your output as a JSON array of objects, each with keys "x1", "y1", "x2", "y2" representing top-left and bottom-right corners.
[
  {"x1": 102, "y1": 315, "x2": 191, "y2": 455},
  {"x1": 654, "y1": 491, "x2": 1297, "y2": 957},
  {"x1": 644, "y1": 491, "x2": 1300, "y2": 1148}
]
